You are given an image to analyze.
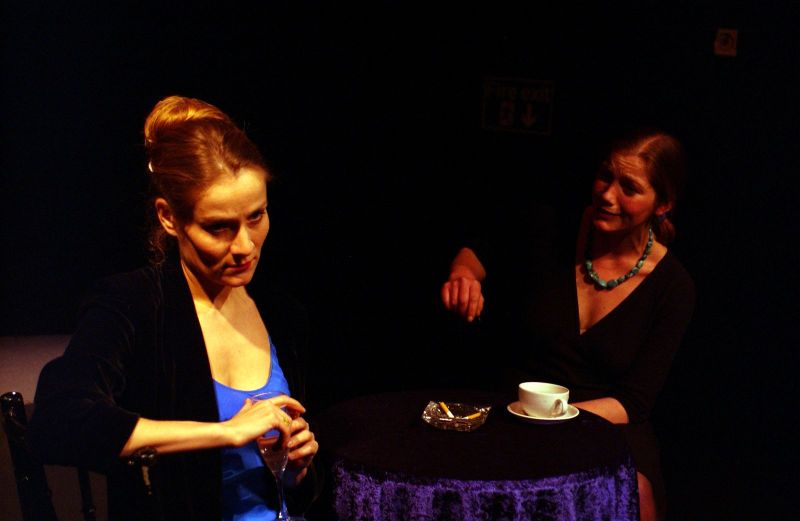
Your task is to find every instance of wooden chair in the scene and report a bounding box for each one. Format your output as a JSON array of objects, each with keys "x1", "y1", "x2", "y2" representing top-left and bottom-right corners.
[{"x1": 1, "y1": 391, "x2": 97, "y2": 521}]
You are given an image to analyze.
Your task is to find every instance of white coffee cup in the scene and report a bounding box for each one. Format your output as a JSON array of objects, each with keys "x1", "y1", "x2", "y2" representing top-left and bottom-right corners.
[{"x1": 518, "y1": 382, "x2": 570, "y2": 418}]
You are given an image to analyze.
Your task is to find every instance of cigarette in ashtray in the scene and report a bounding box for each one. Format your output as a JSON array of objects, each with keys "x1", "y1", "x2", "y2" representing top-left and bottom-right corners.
[
  {"x1": 438, "y1": 401, "x2": 455, "y2": 418},
  {"x1": 439, "y1": 402, "x2": 483, "y2": 421}
]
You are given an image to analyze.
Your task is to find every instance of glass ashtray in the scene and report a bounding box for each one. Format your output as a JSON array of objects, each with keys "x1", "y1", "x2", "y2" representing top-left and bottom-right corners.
[{"x1": 421, "y1": 400, "x2": 491, "y2": 432}]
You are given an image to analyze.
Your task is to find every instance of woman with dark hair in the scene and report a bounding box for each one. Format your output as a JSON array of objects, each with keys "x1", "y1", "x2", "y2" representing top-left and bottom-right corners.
[
  {"x1": 29, "y1": 95, "x2": 319, "y2": 520},
  {"x1": 441, "y1": 128, "x2": 695, "y2": 521}
]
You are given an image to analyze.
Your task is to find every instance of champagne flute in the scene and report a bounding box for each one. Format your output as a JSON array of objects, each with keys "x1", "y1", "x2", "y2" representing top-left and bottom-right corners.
[{"x1": 252, "y1": 391, "x2": 292, "y2": 520}]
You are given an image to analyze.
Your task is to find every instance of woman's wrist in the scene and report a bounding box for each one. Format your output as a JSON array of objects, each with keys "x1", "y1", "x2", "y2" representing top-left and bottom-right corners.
[
  {"x1": 450, "y1": 247, "x2": 486, "y2": 281},
  {"x1": 217, "y1": 419, "x2": 249, "y2": 448}
]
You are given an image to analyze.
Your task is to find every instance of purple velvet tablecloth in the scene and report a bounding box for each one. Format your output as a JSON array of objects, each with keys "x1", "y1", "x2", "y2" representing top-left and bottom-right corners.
[{"x1": 314, "y1": 389, "x2": 639, "y2": 521}]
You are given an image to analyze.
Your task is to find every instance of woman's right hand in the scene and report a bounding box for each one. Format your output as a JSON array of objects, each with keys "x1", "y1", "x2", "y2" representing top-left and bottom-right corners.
[{"x1": 224, "y1": 395, "x2": 305, "y2": 447}]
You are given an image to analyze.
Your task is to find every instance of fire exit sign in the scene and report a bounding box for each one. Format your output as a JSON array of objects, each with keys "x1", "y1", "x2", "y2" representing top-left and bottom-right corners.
[{"x1": 482, "y1": 77, "x2": 554, "y2": 135}]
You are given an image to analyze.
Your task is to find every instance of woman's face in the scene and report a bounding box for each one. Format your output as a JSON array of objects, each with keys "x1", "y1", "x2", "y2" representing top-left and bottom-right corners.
[
  {"x1": 164, "y1": 167, "x2": 269, "y2": 294},
  {"x1": 591, "y1": 152, "x2": 668, "y2": 235}
]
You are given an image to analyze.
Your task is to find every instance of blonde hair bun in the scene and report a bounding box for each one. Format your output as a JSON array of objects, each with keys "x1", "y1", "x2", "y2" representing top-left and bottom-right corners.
[{"x1": 144, "y1": 95, "x2": 231, "y2": 151}]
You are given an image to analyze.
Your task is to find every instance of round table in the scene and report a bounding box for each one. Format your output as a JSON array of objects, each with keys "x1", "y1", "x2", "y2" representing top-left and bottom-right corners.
[{"x1": 312, "y1": 389, "x2": 639, "y2": 521}]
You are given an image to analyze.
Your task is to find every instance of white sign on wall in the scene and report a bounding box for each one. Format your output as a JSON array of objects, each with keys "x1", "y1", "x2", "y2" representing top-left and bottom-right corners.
[{"x1": 482, "y1": 77, "x2": 555, "y2": 135}]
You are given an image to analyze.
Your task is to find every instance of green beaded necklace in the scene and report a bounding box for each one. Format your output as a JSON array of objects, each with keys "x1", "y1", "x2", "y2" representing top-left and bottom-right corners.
[{"x1": 584, "y1": 226, "x2": 654, "y2": 289}]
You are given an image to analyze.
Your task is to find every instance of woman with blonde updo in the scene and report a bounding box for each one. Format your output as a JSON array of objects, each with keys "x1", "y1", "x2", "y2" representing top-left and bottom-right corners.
[{"x1": 29, "y1": 95, "x2": 319, "y2": 520}]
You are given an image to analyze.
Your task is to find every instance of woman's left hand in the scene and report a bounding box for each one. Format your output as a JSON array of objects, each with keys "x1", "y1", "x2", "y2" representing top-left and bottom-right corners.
[{"x1": 283, "y1": 415, "x2": 318, "y2": 485}]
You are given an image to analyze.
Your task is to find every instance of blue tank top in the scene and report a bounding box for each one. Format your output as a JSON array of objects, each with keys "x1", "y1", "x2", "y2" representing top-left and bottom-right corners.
[{"x1": 214, "y1": 338, "x2": 291, "y2": 521}]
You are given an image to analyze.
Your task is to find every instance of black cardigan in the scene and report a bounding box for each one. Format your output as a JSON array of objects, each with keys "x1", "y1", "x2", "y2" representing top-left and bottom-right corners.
[{"x1": 28, "y1": 260, "x2": 311, "y2": 520}]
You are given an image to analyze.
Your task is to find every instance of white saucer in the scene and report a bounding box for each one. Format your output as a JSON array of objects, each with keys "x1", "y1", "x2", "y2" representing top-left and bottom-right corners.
[{"x1": 506, "y1": 401, "x2": 579, "y2": 424}]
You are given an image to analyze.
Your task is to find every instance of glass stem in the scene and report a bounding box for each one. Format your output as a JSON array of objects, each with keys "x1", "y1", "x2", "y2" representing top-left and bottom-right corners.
[{"x1": 275, "y1": 471, "x2": 288, "y2": 520}]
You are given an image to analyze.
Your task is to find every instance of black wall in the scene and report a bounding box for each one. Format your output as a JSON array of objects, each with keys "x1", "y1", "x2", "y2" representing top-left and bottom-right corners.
[{"x1": 3, "y1": 2, "x2": 798, "y2": 516}]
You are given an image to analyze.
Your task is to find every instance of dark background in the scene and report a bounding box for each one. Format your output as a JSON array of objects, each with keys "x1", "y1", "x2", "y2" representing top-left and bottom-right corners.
[{"x1": 2, "y1": 1, "x2": 798, "y2": 518}]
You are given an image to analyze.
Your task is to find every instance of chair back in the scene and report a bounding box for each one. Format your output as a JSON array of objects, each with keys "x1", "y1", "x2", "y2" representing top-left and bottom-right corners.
[{"x1": 1, "y1": 391, "x2": 96, "y2": 521}]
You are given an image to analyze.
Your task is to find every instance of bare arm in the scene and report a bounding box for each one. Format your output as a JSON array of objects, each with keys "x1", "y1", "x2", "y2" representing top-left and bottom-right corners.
[
  {"x1": 120, "y1": 395, "x2": 304, "y2": 456},
  {"x1": 572, "y1": 397, "x2": 629, "y2": 424}
]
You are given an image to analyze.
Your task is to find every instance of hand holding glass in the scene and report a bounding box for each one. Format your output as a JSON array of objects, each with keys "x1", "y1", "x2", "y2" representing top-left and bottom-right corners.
[{"x1": 251, "y1": 391, "x2": 295, "y2": 521}]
